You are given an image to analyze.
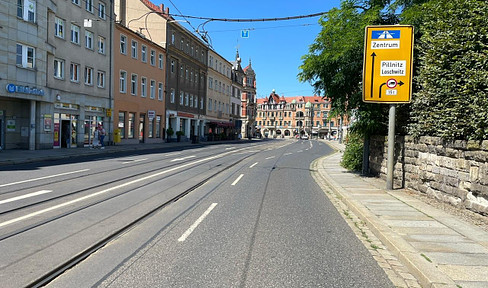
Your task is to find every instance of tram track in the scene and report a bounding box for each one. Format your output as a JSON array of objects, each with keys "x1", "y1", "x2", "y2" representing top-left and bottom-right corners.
[{"x1": 0, "y1": 144, "x2": 269, "y2": 288}]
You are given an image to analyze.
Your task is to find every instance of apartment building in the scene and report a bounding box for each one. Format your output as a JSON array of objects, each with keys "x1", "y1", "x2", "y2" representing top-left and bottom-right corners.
[
  {"x1": 116, "y1": 0, "x2": 208, "y2": 142},
  {"x1": 255, "y1": 91, "x2": 347, "y2": 139},
  {"x1": 206, "y1": 49, "x2": 234, "y2": 139},
  {"x1": 113, "y1": 23, "x2": 166, "y2": 144},
  {"x1": 46, "y1": 0, "x2": 113, "y2": 149},
  {"x1": 230, "y1": 50, "x2": 244, "y2": 137},
  {"x1": 0, "y1": 0, "x2": 51, "y2": 150},
  {"x1": 241, "y1": 60, "x2": 257, "y2": 138}
]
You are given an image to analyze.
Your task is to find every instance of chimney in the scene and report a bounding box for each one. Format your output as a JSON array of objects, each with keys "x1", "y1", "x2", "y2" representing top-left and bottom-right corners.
[
  {"x1": 159, "y1": 4, "x2": 164, "y2": 12},
  {"x1": 165, "y1": 7, "x2": 170, "y2": 16},
  {"x1": 119, "y1": 0, "x2": 127, "y2": 26}
]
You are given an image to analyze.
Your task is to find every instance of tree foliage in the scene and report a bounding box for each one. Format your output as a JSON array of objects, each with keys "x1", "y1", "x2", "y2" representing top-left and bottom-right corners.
[
  {"x1": 300, "y1": 0, "x2": 487, "y2": 141},
  {"x1": 298, "y1": 0, "x2": 424, "y2": 137},
  {"x1": 408, "y1": 0, "x2": 488, "y2": 140}
]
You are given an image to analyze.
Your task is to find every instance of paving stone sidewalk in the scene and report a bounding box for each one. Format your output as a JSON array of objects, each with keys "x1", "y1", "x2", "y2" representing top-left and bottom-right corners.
[{"x1": 315, "y1": 142, "x2": 488, "y2": 288}]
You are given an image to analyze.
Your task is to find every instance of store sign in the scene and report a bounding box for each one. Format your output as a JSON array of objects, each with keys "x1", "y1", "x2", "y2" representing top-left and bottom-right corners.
[
  {"x1": 148, "y1": 110, "x2": 156, "y2": 120},
  {"x1": 6, "y1": 83, "x2": 45, "y2": 96}
]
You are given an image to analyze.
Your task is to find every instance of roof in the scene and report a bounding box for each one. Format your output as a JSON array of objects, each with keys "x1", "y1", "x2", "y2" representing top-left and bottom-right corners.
[{"x1": 257, "y1": 95, "x2": 327, "y2": 104}]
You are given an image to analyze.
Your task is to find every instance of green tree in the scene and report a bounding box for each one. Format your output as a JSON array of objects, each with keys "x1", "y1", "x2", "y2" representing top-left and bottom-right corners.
[{"x1": 408, "y1": 0, "x2": 488, "y2": 140}]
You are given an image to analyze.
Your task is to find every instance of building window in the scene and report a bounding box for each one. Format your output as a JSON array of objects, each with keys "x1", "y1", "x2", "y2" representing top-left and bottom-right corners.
[
  {"x1": 200, "y1": 98, "x2": 204, "y2": 109},
  {"x1": 53, "y1": 58, "x2": 64, "y2": 79},
  {"x1": 179, "y1": 91, "x2": 184, "y2": 105},
  {"x1": 18, "y1": 0, "x2": 36, "y2": 22},
  {"x1": 70, "y1": 24, "x2": 80, "y2": 44},
  {"x1": 118, "y1": 112, "x2": 126, "y2": 138},
  {"x1": 171, "y1": 32, "x2": 175, "y2": 44},
  {"x1": 70, "y1": 63, "x2": 80, "y2": 82},
  {"x1": 131, "y1": 40, "x2": 138, "y2": 59},
  {"x1": 148, "y1": 118, "x2": 154, "y2": 138},
  {"x1": 84, "y1": 67, "x2": 93, "y2": 85},
  {"x1": 128, "y1": 113, "x2": 135, "y2": 138},
  {"x1": 55, "y1": 17, "x2": 65, "y2": 38},
  {"x1": 185, "y1": 93, "x2": 189, "y2": 106},
  {"x1": 189, "y1": 94, "x2": 193, "y2": 107},
  {"x1": 170, "y1": 89, "x2": 175, "y2": 103},
  {"x1": 85, "y1": 0, "x2": 93, "y2": 13},
  {"x1": 156, "y1": 116, "x2": 161, "y2": 138},
  {"x1": 171, "y1": 60, "x2": 175, "y2": 73},
  {"x1": 16, "y1": 43, "x2": 35, "y2": 68},
  {"x1": 85, "y1": 30, "x2": 93, "y2": 49},
  {"x1": 158, "y1": 83, "x2": 163, "y2": 101},
  {"x1": 141, "y1": 45, "x2": 147, "y2": 62},
  {"x1": 72, "y1": 0, "x2": 80, "y2": 5},
  {"x1": 120, "y1": 35, "x2": 127, "y2": 54},
  {"x1": 208, "y1": 77, "x2": 213, "y2": 89},
  {"x1": 98, "y1": 36, "x2": 105, "y2": 54},
  {"x1": 141, "y1": 77, "x2": 147, "y2": 97},
  {"x1": 194, "y1": 96, "x2": 198, "y2": 108},
  {"x1": 208, "y1": 98, "x2": 212, "y2": 110},
  {"x1": 158, "y1": 54, "x2": 163, "y2": 69},
  {"x1": 98, "y1": 2, "x2": 106, "y2": 19},
  {"x1": 150, "y1": 50, "x2": 155, "y2": 66},
  {"x1": 150, "y1": 80, "x2": 155, "y2": 99},
  {"x1": 97, "y1": 71, "x2": 105, "y2": 88},
  {"x1": 120, "y1": 71, "x2": 127, "y2": 93},
  {"x1": 131, "y1": 74, "x2": 137, "y2": 95}
]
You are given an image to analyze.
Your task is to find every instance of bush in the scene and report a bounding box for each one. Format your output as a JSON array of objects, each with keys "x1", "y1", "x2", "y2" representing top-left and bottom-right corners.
[{"x1": 341, "y1": 132, "x2": 364, "y2": 171}]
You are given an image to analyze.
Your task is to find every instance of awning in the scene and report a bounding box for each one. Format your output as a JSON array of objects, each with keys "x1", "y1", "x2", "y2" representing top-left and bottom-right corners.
[{"x1": 207, "y1": 121, "x2": 234, "y2": 128}]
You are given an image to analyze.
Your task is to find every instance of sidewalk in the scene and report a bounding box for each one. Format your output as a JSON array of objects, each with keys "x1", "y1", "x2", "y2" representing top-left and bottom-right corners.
[
  {"x1": 317, "y1": 140, "x2": 488, "y2": 288},
  {"x1": 0, "y1": 139, "x2": 259, "y2": 167}
]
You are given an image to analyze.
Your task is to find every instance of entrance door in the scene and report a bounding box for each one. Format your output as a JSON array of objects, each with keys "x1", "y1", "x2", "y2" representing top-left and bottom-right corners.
[
  {"x1": 139, "y1": 114, "x2": 145, "y2": 143},
  {"x1": 61, "y1": 120, "x2": 70, "y2": 148}
]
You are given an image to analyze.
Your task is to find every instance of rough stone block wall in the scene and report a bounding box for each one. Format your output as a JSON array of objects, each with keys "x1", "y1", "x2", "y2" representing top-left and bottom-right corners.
[{"x1": 369, "y1": 135, "x2": 488, "y2": 215}]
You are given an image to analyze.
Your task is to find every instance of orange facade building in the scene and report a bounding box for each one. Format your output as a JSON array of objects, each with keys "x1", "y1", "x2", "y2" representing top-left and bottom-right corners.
[{"x1": 113, "y1": 23, "x2": 166, "y2": 144}]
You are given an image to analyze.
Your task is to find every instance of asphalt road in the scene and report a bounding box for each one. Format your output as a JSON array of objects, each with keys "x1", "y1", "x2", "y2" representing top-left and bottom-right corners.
[{"x1": 0, "y1": 140, "x2": 393, "y2": 287}]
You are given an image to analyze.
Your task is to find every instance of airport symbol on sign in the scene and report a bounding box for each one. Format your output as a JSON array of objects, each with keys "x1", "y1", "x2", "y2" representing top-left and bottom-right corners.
[{"x1": 363, "y1": 25, "x2": 414, "y2": 103}]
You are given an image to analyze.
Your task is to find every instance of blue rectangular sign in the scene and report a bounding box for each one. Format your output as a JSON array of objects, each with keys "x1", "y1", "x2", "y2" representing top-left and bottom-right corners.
[{"x1": 372, "y1": 30, "x2": 401, "y2": 39}]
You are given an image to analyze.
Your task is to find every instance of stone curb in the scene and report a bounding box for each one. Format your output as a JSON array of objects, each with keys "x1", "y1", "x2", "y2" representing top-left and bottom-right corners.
[{"x1": 313, "y1": 151, "x2": 458, "y2": 288}]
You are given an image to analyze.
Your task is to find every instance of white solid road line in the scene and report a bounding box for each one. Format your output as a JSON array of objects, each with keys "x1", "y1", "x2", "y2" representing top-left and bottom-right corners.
[
  {"x1": 122, "y1": 158, "x2": 148, "y2": 164},
  {"x1": 0, "y1": 190, "x2": 53, "y2": 205},
  {"x1": 0, "y1": 169, "x2": 90, "y2": 188},
  {"x1": 170, "y1": 155, "x2": 196, "y2": 162},
  {"x1": 249, "y1": 162, "x2": 258, "y2": 168},
  {"x1": 231, "y1": 174, "x2": 244, "y2": 186},
  {"x1": 178, "y1": 203, "x2": 218, "y2": 242},
  {"x1": 265, "y1": 156, "x2": 275, "y2": 160}
]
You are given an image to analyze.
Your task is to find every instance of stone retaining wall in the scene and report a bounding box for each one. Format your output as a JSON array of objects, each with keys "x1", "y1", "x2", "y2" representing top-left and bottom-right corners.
[{"x1": 369, "y1": 135, "x2": 488, "y2": 215}]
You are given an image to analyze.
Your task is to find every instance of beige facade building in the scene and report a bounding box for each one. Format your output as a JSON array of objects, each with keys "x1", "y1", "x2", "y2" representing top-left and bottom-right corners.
[
  {"x1": 113, "y1": 23, "x2": 166, "y2": 144},
  {"x1": 206, "y1": 49, "x2": 233, "y2": 139},
  {"x1": 47, "y1": 0, "x2": 113, "y2": 148}
]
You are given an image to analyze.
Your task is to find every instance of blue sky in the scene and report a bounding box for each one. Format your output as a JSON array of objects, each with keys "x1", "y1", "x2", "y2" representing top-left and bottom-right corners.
[{"x1": 154, "y1": 0, "x2": 342, "y2": 99}]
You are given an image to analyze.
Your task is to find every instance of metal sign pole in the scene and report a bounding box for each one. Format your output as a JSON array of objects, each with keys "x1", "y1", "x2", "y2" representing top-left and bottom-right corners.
[{"x1": 386, "y1": 104, "x2": 396, "y2": 190}]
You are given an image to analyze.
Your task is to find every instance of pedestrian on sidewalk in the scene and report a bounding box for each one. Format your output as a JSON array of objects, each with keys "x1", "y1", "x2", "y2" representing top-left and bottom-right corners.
[
  {"x1": 98, "y1": 124, "x2": 106, "y2": 149},
  {"x1": 92, "y1": 127, "x2": 100, "y2": 149}
]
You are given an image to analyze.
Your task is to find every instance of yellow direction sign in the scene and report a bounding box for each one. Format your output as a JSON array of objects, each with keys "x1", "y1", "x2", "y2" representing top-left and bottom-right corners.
[{"x1": 363, "y1": 25, "x2": 414, "y2": 103}]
